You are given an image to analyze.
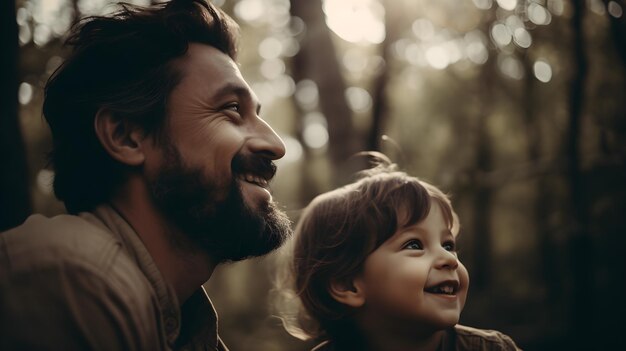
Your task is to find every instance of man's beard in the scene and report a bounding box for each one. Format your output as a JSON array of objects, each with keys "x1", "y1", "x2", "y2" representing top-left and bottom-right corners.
[{"x1": 148, "y1": 142, "x2": 292, "y2": 263}]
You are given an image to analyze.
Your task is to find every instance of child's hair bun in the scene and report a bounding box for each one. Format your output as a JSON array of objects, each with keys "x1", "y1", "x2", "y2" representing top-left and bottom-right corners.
[{"x1": 352, "y1": 151, "x2": 398, "y2": 178}]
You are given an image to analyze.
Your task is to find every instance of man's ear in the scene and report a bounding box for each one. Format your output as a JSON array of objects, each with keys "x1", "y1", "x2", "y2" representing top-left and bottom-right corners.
[
  {"x1": 329, "y1": 277, "x2": 366, "y2": 308},
  {"x1": 94, "y1": 108, "x2": 146, "y2": 166}
]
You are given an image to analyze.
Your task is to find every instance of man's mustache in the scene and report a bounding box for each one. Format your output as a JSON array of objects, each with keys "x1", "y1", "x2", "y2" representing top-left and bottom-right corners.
[{"x1": 231, "y1": 154, "x2": 277, "y2": 181}]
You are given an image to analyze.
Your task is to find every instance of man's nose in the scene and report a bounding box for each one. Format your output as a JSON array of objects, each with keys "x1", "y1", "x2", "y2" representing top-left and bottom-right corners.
[{"x1": 247, "y1": 117, "x2": 286, "y2": 160}]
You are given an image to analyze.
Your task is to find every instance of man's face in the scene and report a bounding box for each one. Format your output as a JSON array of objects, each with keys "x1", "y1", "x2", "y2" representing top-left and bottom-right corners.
[{"x1": 146, "y1": 43, "x2": 291, "y2": 262}]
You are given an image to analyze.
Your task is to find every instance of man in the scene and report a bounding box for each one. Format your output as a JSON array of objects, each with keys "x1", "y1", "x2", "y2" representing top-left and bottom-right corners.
[{"x1": 0, "y1": 0, "x2": 291, "y2": 350}]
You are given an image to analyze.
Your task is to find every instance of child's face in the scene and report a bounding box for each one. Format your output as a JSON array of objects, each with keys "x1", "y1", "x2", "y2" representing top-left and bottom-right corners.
[{"x1": 354, "y1": 203, "x2": 469, "y2": 331}]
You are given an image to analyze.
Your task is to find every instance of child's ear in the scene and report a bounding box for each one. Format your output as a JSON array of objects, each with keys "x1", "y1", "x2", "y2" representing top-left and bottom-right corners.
[
  {"x1": 94, "y1": 108, "x2": 146, "y2": 166},
  {"x1": 329, "y1": 277, "x2": 365, "y2": 308}
]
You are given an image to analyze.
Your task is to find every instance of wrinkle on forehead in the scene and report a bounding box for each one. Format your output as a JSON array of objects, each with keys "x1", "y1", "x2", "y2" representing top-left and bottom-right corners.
[
  {"x1": 170, "y1": 43, "x2": 258, "y2": 107},
  {"x1": 179, "y1": 43, "x2": 241, "y2": 78}
]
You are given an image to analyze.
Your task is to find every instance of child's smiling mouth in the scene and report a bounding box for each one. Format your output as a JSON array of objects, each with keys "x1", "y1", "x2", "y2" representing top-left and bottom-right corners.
[{"x1": 424, "y1": 280, "x2": 460, "y2": 295}]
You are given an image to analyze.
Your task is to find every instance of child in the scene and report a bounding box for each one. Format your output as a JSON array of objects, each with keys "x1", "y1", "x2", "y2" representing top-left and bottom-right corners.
[{"x1": 279, "y1": 153, "x2": 521, "y2": 351}]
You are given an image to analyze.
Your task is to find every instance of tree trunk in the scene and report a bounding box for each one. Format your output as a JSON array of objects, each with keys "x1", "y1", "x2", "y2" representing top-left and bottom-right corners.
[
  {"x1": 602, "y1": 0, "x2": 626, "y2": 65},
  {"x1": 0, "y1": 0, "x2": 31, "y2": 231},
  {"x1": 469, "y1": 14, "x2": 498, "y2": 291},
  {"x1": 368, "y1": 0, "x2": 400, "y2": 152},
  {"x1": 566, "y1": 0, "x2": 592, "y2": 348},
  {"x1": 521, "y1": 52, "x2": 561, "y2": 305},
  {"x1": 289, "y1": 0, "x2": 365, "y2": 186},
  {"x1": 470, "y1": 116, "x2": 493, "y2": 290}
]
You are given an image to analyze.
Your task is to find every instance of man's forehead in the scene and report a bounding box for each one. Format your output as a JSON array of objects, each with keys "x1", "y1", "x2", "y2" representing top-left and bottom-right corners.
[
  {"x1": 170, "y1": 43, "x2": 259, "y2": 107},
  {"x1": 178, "y1": 43, "x2": 239, "y2": 72},
  {"x1": 172, "y1": 43, "x2": 249, "y2": 92}
]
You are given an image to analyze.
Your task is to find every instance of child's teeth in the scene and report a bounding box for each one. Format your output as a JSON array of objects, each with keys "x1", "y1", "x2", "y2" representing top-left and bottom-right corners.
[{"x1": 434, "y1": 285, "x2": 453, "y2": 294}]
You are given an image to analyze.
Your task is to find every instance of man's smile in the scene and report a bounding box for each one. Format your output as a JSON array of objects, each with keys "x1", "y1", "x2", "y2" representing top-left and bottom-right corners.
[{"x1": 239, "y1": 173, "x2": 270, "y2": 188}]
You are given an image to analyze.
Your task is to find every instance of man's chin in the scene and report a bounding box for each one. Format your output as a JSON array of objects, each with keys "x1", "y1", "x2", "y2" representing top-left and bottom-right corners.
[{"x1": 219, "y1": 202, "x2": 292, "y2": 262}]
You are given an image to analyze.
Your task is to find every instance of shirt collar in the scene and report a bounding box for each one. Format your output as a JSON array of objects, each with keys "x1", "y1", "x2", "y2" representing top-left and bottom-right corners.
[{"x1": 82, "y1": 204, "x2": 221, "y2": 349}]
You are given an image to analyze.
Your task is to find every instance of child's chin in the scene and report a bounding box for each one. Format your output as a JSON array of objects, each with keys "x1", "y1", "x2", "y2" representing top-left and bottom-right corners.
[{"x1": 433, "y1": 314, "x2": 461, "y2": 329}]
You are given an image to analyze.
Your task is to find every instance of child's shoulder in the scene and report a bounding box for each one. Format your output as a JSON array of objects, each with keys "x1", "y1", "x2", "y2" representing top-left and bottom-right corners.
[
  {"x1": 308, "y1": 325, "x2": 521, "y2": 351},
  {"x1": 448, "y1": 324, "x2": 521, "y2": 351}
]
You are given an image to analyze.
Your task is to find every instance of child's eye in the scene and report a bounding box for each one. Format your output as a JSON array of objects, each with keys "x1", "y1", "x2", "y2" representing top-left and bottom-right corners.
[
  {"x1": 403, "y1": 239, "x2": 423, "y2": 250},
  {"x1": 442, "y1": 240, "x2": 456, "y2": 252}
]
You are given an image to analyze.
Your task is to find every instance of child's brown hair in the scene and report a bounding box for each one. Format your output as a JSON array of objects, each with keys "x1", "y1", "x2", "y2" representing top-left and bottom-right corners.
[{"x1": 279, "y1": 153, "x2": 459, "y2": 342}]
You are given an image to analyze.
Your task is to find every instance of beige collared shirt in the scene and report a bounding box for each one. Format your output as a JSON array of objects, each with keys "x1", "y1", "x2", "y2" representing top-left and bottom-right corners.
[{"x1": 0, "y1": 205, "x2": 228, "y2": 351}]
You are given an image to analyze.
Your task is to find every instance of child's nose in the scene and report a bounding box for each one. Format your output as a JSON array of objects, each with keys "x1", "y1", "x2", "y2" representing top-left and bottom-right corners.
[{"x1": 434, "y1": 249, "x2": 459, "y2": 270}]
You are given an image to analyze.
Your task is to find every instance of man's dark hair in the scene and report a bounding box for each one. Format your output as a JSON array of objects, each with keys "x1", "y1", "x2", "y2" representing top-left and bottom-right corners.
[{"x1": 43, "y1": 0, "x2": 239, "y2": 214}]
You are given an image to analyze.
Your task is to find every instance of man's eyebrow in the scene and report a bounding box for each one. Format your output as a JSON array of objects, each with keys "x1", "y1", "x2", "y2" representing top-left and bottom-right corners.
[{"x1": 212, "y1": 82, "x2": 250, "y2": 99}]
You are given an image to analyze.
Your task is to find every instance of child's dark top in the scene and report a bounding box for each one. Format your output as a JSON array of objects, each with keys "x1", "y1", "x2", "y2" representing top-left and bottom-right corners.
[{"x1": 311, "y1": 324, "x2": 522, "y2": 351}]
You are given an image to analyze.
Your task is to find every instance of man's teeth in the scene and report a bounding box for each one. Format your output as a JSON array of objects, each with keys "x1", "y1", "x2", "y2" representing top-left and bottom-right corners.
[{"x1": 241, "y1": 174, "x2": 268, "y2": 187}]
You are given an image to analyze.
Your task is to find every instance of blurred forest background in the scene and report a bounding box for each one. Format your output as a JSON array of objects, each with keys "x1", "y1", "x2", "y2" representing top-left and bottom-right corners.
[{"x1": 2, "y1": 0, "x2": 626, "y2": 350}]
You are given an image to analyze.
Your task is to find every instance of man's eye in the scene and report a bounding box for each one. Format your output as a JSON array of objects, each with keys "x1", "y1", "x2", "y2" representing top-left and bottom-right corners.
[
  {"x1": 403, "y1": 240, "x2": 423, "y2": 250},
  {"x1": 443, "y1": 240, "x2": 456, "y2": 252},
  {"x1": 224, "y1": 102, "x2": 240, "y2": 112}
]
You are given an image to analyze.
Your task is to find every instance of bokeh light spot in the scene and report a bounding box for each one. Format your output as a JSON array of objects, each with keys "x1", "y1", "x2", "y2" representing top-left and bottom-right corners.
[
  {"x1": 280, "y1": 135, "x2": 303, "y2": 163},
  {"x1": 533, "y1": 60, "x2": 553, "y2": 83},
  {"x1": 19, "y1": 82, "x2": 33, "y2": 105},
  {"x1": 498, "y1": 55, "x2": 524, "y2": 80},
  {"x1": 323, "y1": 0, "x2": 385, "y2": 44},
  {"x1": 412, "y1": 19, "x2": 435, "y2": 41},
  {"x1": 343, "y1": 49, "x2": 369, "y2": 73},
  {"x1": 19, "y1": 23, "x2": 32, "y2": 45},
  {"x1": 234, "y1": 0, "x2": 265, "y2": 23},
  {"x1": 33, "y1": 24, "x2": 52, "y2": 47},
  {"x1": 260, "y1": 59, "x2": 286, "y2": 80},
  {"x1": 547, "y1": 0, "x2": 564, "y2": 15},
  {"x1": 528, "y1": 3, "x2": 552, "y2": 25},
  {"x1": 491, "y1": 23, "x2": 512, "y2": 46},
  {"x1": 513, "y1": 28, "x2": 532, "y2": 48},
  {"x1": 425, "y1": 46, "x2": 450, "y2": 69},
  {"x1": 281, "y1": 37, "x2": 300, "y2": 57},
  {"x1": 271, "y1": 75, "x2": 296, "y2": 98},
  {"x1": 303, "y1": 112, "x2": 329, "y2": 149},
  {"x1": 345, "y1": 87, "x2": 372, "y2": 112},
  {"x1": 472, "y1": 0, "x2": 493, "y2": 10},
  {"x1": 608, "y1": 1, "x2": 623, "y2": 18},
  {"x1": 588, "y1": 0, "x2": 606, "y2": 15},
  {"x1": 16, "y1": 7, "x2": 29, "y2": 25},
  {"x1": 77, "y1": 0, "x2": 109, "y2": 16},
  {"x1": 295, "y1": 80, "x2": 319, "y2": 110},
  {"x1": 36, "y1": 169, "x2": 55, "y2": 195},
  {"x1": 259, "y1": 37, "x2": 283, "y2": 60},
  {"x1": 496, "y1": 0, "x2": 517, "y2": 11},
  {"x1": 467, "y1": 42, "x2": 488, "y2": 64}
]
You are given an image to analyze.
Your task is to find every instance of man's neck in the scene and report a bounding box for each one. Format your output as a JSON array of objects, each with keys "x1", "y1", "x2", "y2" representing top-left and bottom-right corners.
[{"x1": 111, "y1": 175, "x2": 216, "y2": 304}]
